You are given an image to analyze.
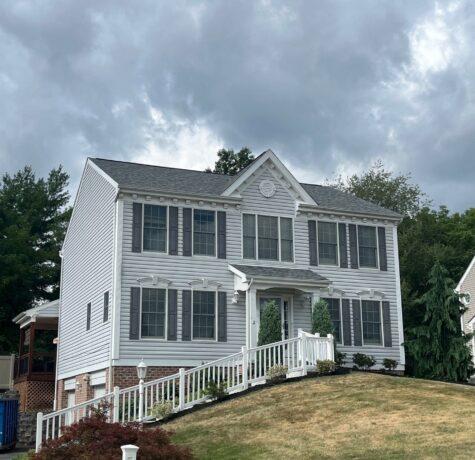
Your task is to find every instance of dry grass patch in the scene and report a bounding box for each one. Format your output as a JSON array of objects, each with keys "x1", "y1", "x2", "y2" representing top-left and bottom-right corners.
[{"x1": 167, "y1": 372, "x2": 475, "y2": 459}]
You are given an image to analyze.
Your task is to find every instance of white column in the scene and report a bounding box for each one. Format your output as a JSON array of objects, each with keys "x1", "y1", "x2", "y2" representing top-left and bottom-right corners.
[
  {"x1": 249, "y1": 288, "x2": 258, "y2": 348},
  {"x1": 138, "y1": 379, "x2": 144, "y2": 422},
  {"x1": 35, "y1": 412, "x2": 43, "y2": 453},
  {"x1": 121, "y1": 445, "x2": 139, "y2": 460},
  {"x1": 113, "y1": 386, "x2": 120, "y2": 423},
  {"x1": 241, "y1": 346, "x2": 249, "y2": 390},
  {"x1": 178, "y1": 368, "x2": 185, "y2": 411}
]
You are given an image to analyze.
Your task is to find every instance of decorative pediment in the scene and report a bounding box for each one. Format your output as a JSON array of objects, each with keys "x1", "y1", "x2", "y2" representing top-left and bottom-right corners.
[
  {"x1": 318, "y1": 286, "x2": 346, "y2": 297},
  {"x1": 356, "y1": 288, "x2": 386, "y2": 299},
  {"x1": 136, "y1": 275, "x2": 172, "y2": 288},
  {"x1": 188, "y1": 278, "x2": 222, "y2": 289}
]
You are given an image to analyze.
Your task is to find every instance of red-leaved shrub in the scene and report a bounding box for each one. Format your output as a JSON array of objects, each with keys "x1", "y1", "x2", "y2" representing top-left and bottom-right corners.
[{"x1": 31, "y1": 405, "x2": 192, "y2": 460}]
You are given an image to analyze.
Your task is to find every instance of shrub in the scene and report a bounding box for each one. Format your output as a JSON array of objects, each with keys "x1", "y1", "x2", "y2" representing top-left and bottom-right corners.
[
  {"x1": 267, "y1": 365, "x2": 288, "y2": 381},
  {"x1": 311, "y1": 299, "x2": 334, "y2": 336},
  {"x1": 151, "y1": 401, "x2": 174, "y2": 420},
  {"x1": 31, "y1": 405, "x2": 191, "y2": 460},
  {"x1": 203, "y1": 380, "x2": 227, "y2": 400},
  {"x1": 316, "y1": 360, "x2": 336, "y2": 374},
  {"x1": 335, "y1": 351, "x2": 346, "y2": 367},
  {"x1": 353, "y1": 353, "x2": 376, "y2": 370},
  {"x1": 258, "y1": 300, "x2": 282, "y2": 345},
  {"x1": 383, "y1": 358, "x2": 398, "y2": 371}
]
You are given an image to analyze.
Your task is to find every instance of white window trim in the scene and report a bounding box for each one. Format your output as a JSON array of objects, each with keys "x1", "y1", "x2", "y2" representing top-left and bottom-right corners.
[
  {"x1": 191, "y1": 288, "x2": 218, "y2": 342},
  {"x1": 192, "y1": 208, "x2": 218, "y2": 258},
  {"x1": 360, "y1": 298, "x2": 385, "y2": 348},
  {"x1": 356, "y1": 224, "x2": 380, "y2": 270},
  {"x1": 142, "y1": 204, "x2": 169, "y2": 254},
  {"x1": 139, "y1": 287, "x2": 168, "y2": 341},
  {"x1": 321, "y1": 296, "x2": 343, "y2": 345},
  {"x1": 241, "y1": 212, "x2": 295, "y2": 263},
  {"x1": 316, "y1": 221, "x2": 340, "y2": 267}
]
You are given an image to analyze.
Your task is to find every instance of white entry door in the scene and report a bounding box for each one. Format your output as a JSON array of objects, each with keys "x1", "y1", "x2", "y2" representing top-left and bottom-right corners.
[
  {"x1": 66, "y1": 391, "x2": 75, "y2": 425},
  {"x1": 259, "y1": 296, "x2": 292, "y2": 340}
]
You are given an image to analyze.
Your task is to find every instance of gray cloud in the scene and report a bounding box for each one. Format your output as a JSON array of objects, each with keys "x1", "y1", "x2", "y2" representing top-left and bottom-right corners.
[{"x1": 0, "y1": 0, "x2": 473, "y2": 210}]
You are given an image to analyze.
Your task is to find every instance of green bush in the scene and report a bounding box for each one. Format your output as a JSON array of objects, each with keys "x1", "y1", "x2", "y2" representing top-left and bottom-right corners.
[
  {"x1": 311, "y1": 299, "x2": 334, "y2": 336},
  {"x1": 316, "y1": 360, "x2": 336, "y2": 374},
  {"x1": 203, "y1": 380, "x2": 228, "y2": 400},
  {"x1": 150, "y1": 401, "x2": 174, "y2": 420},
  {"x1": 258, "y1": 300, "x2": 282, "y2": 345},
  {"x1": 267, "y1": 365, "x2": 288, "y2": 381},
  {"x1": 353, "y1": 353, "x2": 376, "y2": 370},
  {"x1": 335, "y1": 351, "x2": 347, "y2": 367},
  {"x1": 383, "y1": 358, "x2": 398, "y2": 371}
]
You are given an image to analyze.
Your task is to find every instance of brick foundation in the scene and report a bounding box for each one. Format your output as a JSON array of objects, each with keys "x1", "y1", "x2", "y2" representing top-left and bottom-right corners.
[{"x1": 14, "y1": 380, "x2": 55, "y2": 412}]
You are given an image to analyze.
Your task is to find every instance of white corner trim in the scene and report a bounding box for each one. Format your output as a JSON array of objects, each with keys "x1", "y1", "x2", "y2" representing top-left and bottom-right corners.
[
  {"x1": 455, "y1": 255, "x2": 475, "y2": 293},
  {"x1": 393, "y1": 226, "x2": 406, "y2": 367}
]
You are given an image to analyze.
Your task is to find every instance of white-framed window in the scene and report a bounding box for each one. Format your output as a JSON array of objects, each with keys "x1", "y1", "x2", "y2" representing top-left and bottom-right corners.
[
  {"x1": 140, "y1": 288, "x2": 167, "y2": 339},
  {"x1": 193, "y1": 209, "x2": 216, "y2": 256},
  {"x1": 143, "y1": 204, "x2": 168, "y2": 252},
  {"x1": 361, "y1": 300, "x2": 383, "y2": 346},
  {"x1": 192, "y1": 290, "x2": 217, "y2": 340},
  {"x1": 357, "y1": 225, "x2": 378, "y2": 268},
  {"x1": 322, "y1": 297, "x2": 342, "y2": 343},
  {"x1": 242, "y1": 213, "x2": 294, "y2": 262},
  {"x1": 318, "y1": 221, "x2": 339, "y2": 265}
]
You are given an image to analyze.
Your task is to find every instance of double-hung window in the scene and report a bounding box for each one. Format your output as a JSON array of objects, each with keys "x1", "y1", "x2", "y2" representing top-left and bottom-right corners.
[
  {"x1": 318, "y1": 222, "x2": 338, "y2": 265},
  {"x1": 193, "y1": 291, "x2": 216, "y2": 340},
  {"x1": 143, "y1": 205, "x2": 167, "y2": 252},
  {"x1": 243, "y1": 214, "x2": 293, "y2": 261},
  {"x1": 193, "y1": 210, "x2": 216, "y2": 256},
  {"x1": 141, "y1": 288, "x2": 166, "y2": 338},
  {"x1": 322, "y1": 298, "x2": 341, "y2": 343},
  {"x1": 361, "y1": 300, "x2": 382, "y2": 345},
  {"x1": 358, "y1": 225, "x2": 378, "y2": 268}
]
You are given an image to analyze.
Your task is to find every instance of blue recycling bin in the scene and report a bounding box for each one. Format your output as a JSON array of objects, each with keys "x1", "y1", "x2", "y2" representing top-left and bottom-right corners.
[{"x1": 0, "y1": 398, "x2": 18, "y2": 450}]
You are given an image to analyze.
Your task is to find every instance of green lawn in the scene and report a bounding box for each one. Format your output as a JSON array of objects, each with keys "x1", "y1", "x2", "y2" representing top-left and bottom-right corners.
[{"x1": 166, "y1": 372, "x2": 475, "y2": 459}]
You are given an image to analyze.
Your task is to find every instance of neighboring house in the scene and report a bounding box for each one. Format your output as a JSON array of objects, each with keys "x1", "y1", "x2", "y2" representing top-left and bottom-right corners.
[
  {"x1": 12, "y1": 300, "x2": 58, "y2": 412},
  {"x1": 55, "y1": 149, "x2": 405, "y2": 409},
  {"x1": 455, "y1": 255, "x2": 475, "y2": 364}
]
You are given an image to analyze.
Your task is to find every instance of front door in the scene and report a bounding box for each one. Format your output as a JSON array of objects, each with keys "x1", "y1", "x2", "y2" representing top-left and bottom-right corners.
[
  {"x1": 259, "y1": 296, "x2": 292, "y2": 340},
  {"x1": 66, "y1": 391, "x2": 75, "y2": 425}
]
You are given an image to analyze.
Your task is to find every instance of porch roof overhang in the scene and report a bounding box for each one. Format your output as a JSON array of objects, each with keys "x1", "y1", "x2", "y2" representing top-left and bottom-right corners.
[
  {"x1": 12, "y1": 299, "x2": 59, "y2": 329},
  {"x1": 229, "y1": 264, "x2": 331, "y2": 291}
]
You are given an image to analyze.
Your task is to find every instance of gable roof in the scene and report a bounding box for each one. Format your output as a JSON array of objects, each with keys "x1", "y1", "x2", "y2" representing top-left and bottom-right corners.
[
  {"x1": 230, "y1": 264, "x2": 329, "y2": 283},
  {"x1": 90, "y1": 156, "x2": 402, "y2": 219},
  {"x1": 455, "y1": 255, "x2": 475, "y2": 293}
]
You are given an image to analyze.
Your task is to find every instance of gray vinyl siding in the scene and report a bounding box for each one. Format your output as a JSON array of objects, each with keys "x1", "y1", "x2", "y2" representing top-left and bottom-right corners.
[
  {"x1": 459, "y1": 265, "x2": 475, "y2": 333},
  {"x1": 57, "y1": 163, "x2": 116, "y2": 378}
]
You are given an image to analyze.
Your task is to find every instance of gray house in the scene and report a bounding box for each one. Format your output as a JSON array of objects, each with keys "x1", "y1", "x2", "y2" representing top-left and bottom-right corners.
[{"x1": 55, "y1": 149, "x2": 405, "y2": 409}]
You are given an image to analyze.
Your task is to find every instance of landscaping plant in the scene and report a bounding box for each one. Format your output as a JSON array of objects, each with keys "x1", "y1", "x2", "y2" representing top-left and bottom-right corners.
[
  {"x1": 316, "y1": 360, "x2": 336, "y2": 374},
  {"x1": 203, "y1": 380, "x2": 228, "y2": 400},
  {"x1": 311, "y1": 299, "x2": 334, "y2": 336},
  {"x1": 383, "y1": 358, "x2": 398, "y2": 372},
  {"x1": 31, "y1": 404, "x2": 192, "y2": 460},
  {"x1": 151, "y1": 401, "x2": 174, "y2": 420},
  {"x1": 258, "y1": 300, "x2": 281, "y2": 346},
  {"x1": 267, "y1": 364, "x2": 288, "y2": 381},
  {"x1": 353, "y1": 353, "x2": 376, "y2": 370},
  {"x1": 335, "y1": 351, "x2": 347, "y2": 367}
]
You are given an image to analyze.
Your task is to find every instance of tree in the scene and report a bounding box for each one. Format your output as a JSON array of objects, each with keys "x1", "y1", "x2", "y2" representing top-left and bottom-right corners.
[
  {"x1": 206, "y1": 147, "x2": 254, "y2": 175},
  {"x1": 0, "y1": 166, "x2": 71, "y2": 352},
  {"x1": 258, "y1": 300, "x2": 281, "y2": 346},
  {"x1": 405, "y1": 261, "x2": 474, "y2": 382},
  {"x1": 311, "y1": 299, "x2": 334, "y2": 336},
  {"x1": 330, "y1": 160, "x2": 429, "y2": 217}
]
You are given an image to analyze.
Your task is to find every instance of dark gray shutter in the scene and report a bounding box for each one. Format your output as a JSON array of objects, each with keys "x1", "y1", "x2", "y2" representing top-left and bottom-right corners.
[
  {"x1": 341, "y1": 299, "x2": 352, "y2": 346},
  {"x1": 218, "y1": 291, "x2": 227, "y2": 342},
  {"x1": 378, "y1": 227, "x2": 387, "y2": 271},
  {"x1": 132, "y1": 203, "x2": 143, "y2": 253},
  {"x1": 182, "y1": 290, "x2": 191, "y2": 341},
  {"x1": 348, "y1": 224, "x2": 359, "y2": 269},
  {"x1": 217, "y1": 211, "x2": 226, "y2": 259},
  {"x1": 167, "y1": 289, "x2": 177, "y2": 340},
  {"x1": 183, "y1": 208, "x2": 192, "y2": 256},
  {"x1": 382, "y1": 301, "x2": 392, "y2": 347},
  {"x1": 338, "y1": 223, "x2": 348, "y2": 268},
  {"x1": 308, "y1": 220, "x2": 318, "y2": 266},
  {"x1": 169, "y1": 206, "x2": 178, "y2": 255},
  {"x1": 129, "y1": 287, "x2": 140, "y2": 340},
  {"x1": 352, "y1": 299, "x2": 362, "y2": 346}
]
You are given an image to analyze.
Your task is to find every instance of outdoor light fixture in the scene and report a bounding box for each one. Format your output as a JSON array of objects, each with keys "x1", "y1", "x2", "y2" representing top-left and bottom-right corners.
[{"x1": 136, "y1": 359, "x2": 147, "y2": 381}]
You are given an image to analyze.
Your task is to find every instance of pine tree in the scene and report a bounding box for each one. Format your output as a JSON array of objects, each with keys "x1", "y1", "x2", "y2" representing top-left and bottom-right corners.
[
  {"x1": 405, "y1": 261, "x2": 474, "y2": 382},
  {"x1": 311, "y1": 299, "x2": 334, "y2": 336},
  {"x1": 258, "y1": 300, "x2": 281, "y2": 346}
]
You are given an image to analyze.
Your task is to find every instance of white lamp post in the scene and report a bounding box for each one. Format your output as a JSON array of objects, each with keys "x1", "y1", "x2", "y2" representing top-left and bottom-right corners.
[{"x1": 137, "y1": 359, "x2": 147, "y2": 422}]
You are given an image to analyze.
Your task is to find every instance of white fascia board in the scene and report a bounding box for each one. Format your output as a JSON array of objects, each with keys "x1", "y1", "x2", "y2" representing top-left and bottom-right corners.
[
  {"x1": 455, "y1": 255, "x2": 475, "y2": 293},
  {"x1": 221, "y1": 149, "x2": 316, "y2": 206}
]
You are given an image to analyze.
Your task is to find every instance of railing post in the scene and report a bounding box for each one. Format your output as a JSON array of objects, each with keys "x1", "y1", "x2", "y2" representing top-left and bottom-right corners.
[
  {"x1": 121, "y1": 444, "x2": 139, "y2": 460},
  {"x1": 138, "y1": 379, "x2": 144, "y2": 422},
  {"x1": 35, "y1": 411, "x2": 43, "y2": 453},
  {"x1": 178, "y1": 368, "x2": 185, "y2": 411},
  {"x1": 301, "y1": 334, "x2": 307, "y2": 376},
  {"x1": 241, "y1": 346, "x2": 249, "y2": 390},
  {"x1": 327, "y1": 334, "x2": 335, "y2": 361},
  {"x1": 113, "y1": 386, "x2": 120, "y2": 423}
]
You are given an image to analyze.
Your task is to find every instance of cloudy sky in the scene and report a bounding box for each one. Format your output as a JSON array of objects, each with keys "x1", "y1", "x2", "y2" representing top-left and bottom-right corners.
[{"x1": 0, "y1": 1, "x2": 474, "y2": 211}]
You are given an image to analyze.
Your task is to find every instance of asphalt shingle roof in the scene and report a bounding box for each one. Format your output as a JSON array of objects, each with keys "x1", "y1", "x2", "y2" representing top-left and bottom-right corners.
[
  {"x1": 91, "y1": 158, "x2": 401, "y2": 218},
  {"x1": 230, "y1": 264, "x2": 329, "y2": 282}
]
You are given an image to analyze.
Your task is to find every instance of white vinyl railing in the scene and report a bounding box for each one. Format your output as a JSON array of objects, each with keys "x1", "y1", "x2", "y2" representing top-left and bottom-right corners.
[{"x1": 36, "y1": 331, "x2": 333, "y2": 452}]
